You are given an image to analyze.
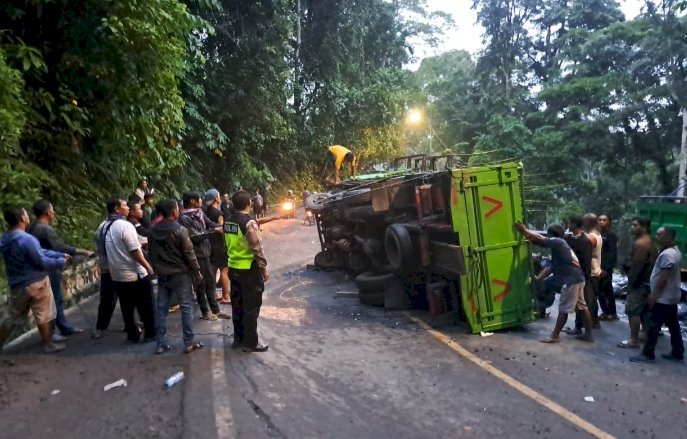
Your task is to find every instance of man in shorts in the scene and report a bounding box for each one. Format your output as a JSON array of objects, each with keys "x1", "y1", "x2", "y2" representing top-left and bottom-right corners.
[
  {"x1": 515, "y1": 222, "x2": 593, "y2": 343},
  {"x1": 618, "y1": 217, "x2": 657, "y2": 349},
  {"x1": 0, "y1": 207, "x2": 69, "y2": 353}
]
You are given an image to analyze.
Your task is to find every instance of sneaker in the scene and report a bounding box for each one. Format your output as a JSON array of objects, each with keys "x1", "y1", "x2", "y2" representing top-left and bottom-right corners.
[
  {"x1": 200, "y1": 312, "x2": 218, "y2": 321},
  {"x1": 242, "y1": 343, "x2": 269, "y2": 353},
  {"x1": 44, "y1": 343, "x2": 66, "y2": 354},
  {"x1": 52, "y1": 333, "x2": 68, "y2": 342},
  {"x1": 629, "y1": 353, "x2": 655, "y2": 363},
  {"x1": 660, "y1": 353, "x2": 684, "y2": 362},
  {"x1": 92, "y1": 329, "x2": 103, "y2": 339}
]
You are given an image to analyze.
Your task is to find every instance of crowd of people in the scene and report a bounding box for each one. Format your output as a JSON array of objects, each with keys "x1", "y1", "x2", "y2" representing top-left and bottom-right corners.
[
  {"x1": 0, "y1": 183, "x2": 269, "y2": 355},
  {"x1": 516, "y1": 213, "x2": 684, "y2": 363}
]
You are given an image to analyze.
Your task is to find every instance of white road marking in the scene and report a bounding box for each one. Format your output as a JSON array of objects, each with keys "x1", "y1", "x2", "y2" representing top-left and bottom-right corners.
[{"x1": 212, "y1": 342, "x2": 236, "y2": 437}]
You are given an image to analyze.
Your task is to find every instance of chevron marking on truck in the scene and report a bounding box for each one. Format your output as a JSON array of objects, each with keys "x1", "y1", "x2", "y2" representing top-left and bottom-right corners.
[
  {"x1": 492, "y1": 279, "x2": 511, "y2": 301},
  {"x1": 482, "y1": 196, "x2": 503, "y2": 218}
]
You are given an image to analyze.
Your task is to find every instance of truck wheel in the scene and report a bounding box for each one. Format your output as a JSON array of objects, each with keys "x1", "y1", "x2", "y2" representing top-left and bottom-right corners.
[
  {"x1": 355, "y1": 271, "x2": 395, "y2": 291},
  {"x1": 348, "y1": 251, "x2": 371, "y2": 274},
  {"x1": 385, "y1": 224, "x2": 414, "y2": 274},
  {"x1": 359, "y1": 290, "x2": 384, "y2": 307}
]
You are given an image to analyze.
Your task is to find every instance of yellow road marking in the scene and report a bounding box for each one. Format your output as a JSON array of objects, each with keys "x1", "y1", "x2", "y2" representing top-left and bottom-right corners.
[{"x1": 405, "y1": 313, "x2": 616, "y2": 439}]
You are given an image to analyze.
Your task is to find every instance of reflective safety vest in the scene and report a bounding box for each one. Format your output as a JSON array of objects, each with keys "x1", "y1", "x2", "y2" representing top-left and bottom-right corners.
[{"x1": 224, "y1": 213, "x2": 255, "y2": 270}]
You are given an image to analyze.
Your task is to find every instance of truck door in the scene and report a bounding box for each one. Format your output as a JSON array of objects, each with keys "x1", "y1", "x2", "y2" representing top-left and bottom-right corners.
[{"x1": 451, "y1": 163, "x2": 534, "y2": 333}]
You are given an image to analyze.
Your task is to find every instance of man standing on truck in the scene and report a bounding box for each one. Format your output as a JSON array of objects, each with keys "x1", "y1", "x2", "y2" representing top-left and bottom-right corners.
[
  {"x1": 515, "y1": 222, "x2": 594, "y2": 343},
  {"x1": 617, "y1": 217, "x2": 657, "y2": 349},
  {"x1": 598, "y1": 214, "x2": 618, "y2": 320},
  {"x1": 630, "y1": 227, "x2": 684, "y2": 363},
  {"x1": 324, "y1": 145, "x2": 357, "y2": 184}
]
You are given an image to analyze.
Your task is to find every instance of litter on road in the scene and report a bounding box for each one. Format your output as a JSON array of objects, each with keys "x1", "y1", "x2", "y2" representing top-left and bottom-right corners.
[
  {"x1": 164, "y1": 372, "x2": 185, "y2": 389},
  {"x1": 51, "y1": 390, "x2": 60, "y2": 396},
  {"x1": 584, "y1": 396, "x2": 595, "y2": 402},
  {"x1": 480, "y1": 332, "x2": 494, "y2": 337},
  {"x1": 103, "y1": 379, "x2": 128, "y2": 392}
]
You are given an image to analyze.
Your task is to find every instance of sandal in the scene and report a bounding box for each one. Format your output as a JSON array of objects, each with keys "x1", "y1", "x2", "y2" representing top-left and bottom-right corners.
[
  {"x1": 616, "y1": 340, "x2": 640, "y2": 349},
  {"x1": 155, "y1": 344, "x2": 172, "y2": 355},
  {"x1": 184, "y1": 342, "x2": 204, "y2": 354},
  {"x1": 215, "y1": 311, "x2": 231, "y2": 319},
  {"x1": 218, "y1": 300, "x2": 232, "y2": 305}
]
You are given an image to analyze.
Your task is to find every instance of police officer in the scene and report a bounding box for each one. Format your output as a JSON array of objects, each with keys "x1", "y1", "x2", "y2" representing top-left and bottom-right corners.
[{"x1": 224, "y1": 190, "x2": 269, "y2": 352}]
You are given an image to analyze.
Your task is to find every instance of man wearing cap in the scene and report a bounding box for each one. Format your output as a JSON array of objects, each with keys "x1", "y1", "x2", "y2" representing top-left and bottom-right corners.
[
  {"x1": 324, "y1": 145, "x2": 357, "y2": 184},
  {"x1": 178, "y1": 191, "x2": 229, "y2": 321}
]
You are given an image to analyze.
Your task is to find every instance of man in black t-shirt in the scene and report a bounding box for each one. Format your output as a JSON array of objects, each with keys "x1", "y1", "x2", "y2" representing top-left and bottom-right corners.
[
  {"x1": 28, "y1": 200, "x2": 94, "y2": 338},
  {"x1": 516, "y1": 222, "x2": 593, "y2": 344},
  {"x1": 564, "y1": 216, "x2": 594, "y2": 338},
  {"x1": 598, "y1": 214, "x2": 619, "y2": 320},
  {"x1": 204, "y1": 189, "x2": 231, "y2": 305}
]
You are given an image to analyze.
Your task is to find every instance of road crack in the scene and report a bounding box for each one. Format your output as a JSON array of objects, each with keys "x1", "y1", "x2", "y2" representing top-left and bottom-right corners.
[{"x1": 246, "y1": 399, "x2": 287, "y2": 438}]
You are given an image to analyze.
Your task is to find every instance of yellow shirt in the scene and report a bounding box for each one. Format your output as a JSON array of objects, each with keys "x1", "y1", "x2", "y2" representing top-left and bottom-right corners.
[{"x1": 328, "y1": 145, "x2": 352, "y2": 170}]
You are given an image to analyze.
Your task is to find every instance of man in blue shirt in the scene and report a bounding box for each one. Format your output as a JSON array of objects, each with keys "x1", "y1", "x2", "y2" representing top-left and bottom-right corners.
[
  {"x1": 515, "y1": 222, "x2": 594, "y2": 343},
  {"x1": 0, "y1": 207, "x2": 69, "y2": 353}
]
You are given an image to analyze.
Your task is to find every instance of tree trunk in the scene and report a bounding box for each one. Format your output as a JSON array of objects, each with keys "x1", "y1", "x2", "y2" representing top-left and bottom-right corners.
[{"x1": 678, "y1": 108, "x2": 687, "y2": 197}]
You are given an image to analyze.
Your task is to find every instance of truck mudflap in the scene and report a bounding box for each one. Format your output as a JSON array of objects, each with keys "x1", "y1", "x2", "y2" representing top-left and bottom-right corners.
[{"x1": 451, "y1": 163, "x2": 534, "y2": 333}]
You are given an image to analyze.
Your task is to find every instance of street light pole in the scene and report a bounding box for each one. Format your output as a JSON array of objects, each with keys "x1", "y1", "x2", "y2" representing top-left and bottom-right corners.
[{"x1": 428, "y1": 117, "x2": 432, "y2": 156}]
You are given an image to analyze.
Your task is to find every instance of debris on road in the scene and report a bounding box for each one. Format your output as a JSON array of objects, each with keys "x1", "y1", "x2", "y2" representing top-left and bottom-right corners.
[
  {"x1": 680, "y1": 397, "x2": 687, "y2": 404},
  {"x1": 584, "y1": 396, "x2": 595, "y2": 402},
  {"x1": 164, "y1": 372, "x2": 185, "y2": 389},
  {"x1": 104, "y1": 379, "x2": 128, "y2": 392},
  {"x1": 51, "y1": 390, "x2": 60, "y2": 396},
  {"x1": 480, "y1": 332, "x2": 494, "y2": 337},
  {"x1": 605, "y1": 352, "x2": 616, "y2": 356}
]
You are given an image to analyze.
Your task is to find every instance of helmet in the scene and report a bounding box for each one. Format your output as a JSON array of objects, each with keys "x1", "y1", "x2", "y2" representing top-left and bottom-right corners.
[{"x1": 287, "y1": 190, "x2": 294, "y2": 196}]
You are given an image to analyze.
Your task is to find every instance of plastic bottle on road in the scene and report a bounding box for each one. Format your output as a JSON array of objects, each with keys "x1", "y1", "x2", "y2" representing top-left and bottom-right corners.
[{"x1": 164, "y1": 372, "x2": 185, "y2": 388}]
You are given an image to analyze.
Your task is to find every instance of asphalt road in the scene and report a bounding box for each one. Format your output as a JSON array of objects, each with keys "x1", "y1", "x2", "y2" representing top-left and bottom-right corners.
[{"x1": 1, "y1": 218, "x2": 686, "y2": 439}]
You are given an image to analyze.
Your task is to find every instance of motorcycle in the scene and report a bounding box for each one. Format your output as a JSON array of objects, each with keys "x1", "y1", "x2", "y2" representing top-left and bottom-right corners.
[{"x1": 280, "y1": 198, "x2": 296, "y2": 219}]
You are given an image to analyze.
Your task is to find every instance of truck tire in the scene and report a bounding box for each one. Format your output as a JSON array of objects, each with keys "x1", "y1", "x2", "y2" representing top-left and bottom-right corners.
[
  {"x1": 305, "y1": 193, "x2": 335, "y2": 211},
  {"x1": 348, "y1": 251, "x2": 371, "y2": 274},
  {"x1": 359, "y1": 290, "x2": 384, "y2": 307},
  {"x1": 355, "y1": 271, "x2": 395, "y2": 291},
  {"x1": 385, "y1": 224, "x2": 414, "y2": 274}
]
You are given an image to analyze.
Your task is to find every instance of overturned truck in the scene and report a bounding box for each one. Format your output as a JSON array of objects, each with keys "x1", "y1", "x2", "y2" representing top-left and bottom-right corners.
[{"x1": 307, "y1": 156, "x2": 534, "y2": 333}]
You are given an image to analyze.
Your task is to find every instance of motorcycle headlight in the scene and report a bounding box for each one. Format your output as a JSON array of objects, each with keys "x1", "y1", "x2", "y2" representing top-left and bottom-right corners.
[{"x1": 283, "y1": 201, "x2": 294, "y2": 210}]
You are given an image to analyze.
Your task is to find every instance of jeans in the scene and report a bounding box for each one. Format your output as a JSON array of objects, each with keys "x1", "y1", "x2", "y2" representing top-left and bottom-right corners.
[
  {"x1": 195, "y1": 257, "x2": 220, "y2": 315},
  {"x1": 597, "y1": 273, "x2": 617, "y2": 316},
  {"x1": 50, "y1": 272, "x2": 75, "y2": 335},
  {"x1": 95, "y1": 272, "x2": 119, "y2": 331},
  {"x1": 112, "y1": 276, "x2": 155, "y2": 342},
  {"x1": 230, "y1": 269, "x2": 265, "y2": 348},
  {"x1": 642, "y1": 303, "x2": 685, "y2": 359},
  {"x1": 156, "y1": 273, "x2": 195, "y2": 348}
]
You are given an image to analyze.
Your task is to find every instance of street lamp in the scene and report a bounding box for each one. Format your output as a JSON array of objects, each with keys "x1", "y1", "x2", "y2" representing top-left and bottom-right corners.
[{"x1": 405, "y1": 108, "x2": 433, "y2": 155}]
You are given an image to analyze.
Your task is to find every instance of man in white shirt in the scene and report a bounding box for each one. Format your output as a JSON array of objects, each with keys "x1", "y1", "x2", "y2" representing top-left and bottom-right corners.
[
  {"x1": 631, "y1": 227, "x2": 684, "y2": 363},
  {"x1": 104, "y1": 197, "x2": 155, "y2": 343}
]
